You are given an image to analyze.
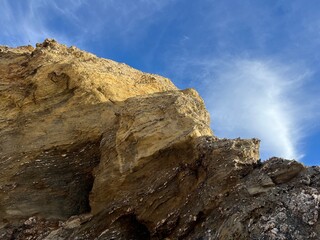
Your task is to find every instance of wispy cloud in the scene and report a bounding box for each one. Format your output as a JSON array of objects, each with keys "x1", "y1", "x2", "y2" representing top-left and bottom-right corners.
[
  {"x1": 0, "y1": 0, "x2": 173, "y2": 47},
  {"x1": 177, "y1": 57, "x2": 317, "y2": 161},
  {"x1": 0, "y1": 0, "x2": 72, "y2": 46}
]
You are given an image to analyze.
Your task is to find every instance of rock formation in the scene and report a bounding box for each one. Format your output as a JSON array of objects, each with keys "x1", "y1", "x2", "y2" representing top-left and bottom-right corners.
[{"x1": 0, "y1": 39, "x2": 319, "y2": 239}]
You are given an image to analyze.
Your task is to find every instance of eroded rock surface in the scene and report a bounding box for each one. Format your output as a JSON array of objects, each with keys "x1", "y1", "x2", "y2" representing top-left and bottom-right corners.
[
  {"x1": 0, "y1": 39, "x2": 176, "y2": 223},
  {"x1": 1, "y1": 40, "x2": 320, "y2": 239}
]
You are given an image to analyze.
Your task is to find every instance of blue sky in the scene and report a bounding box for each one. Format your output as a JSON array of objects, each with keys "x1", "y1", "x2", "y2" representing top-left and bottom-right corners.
[{"x1": 1, "y1": 0, "x2": 320, "y2": 165}]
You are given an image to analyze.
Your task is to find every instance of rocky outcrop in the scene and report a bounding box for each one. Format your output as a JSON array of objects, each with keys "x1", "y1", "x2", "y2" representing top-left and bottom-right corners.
[
  {"x1": 0, "y1": 39, "x2": 176, "y2": 223},
  {"x1": 1, "y1": 39, "x2": 319, "y2": 239}
]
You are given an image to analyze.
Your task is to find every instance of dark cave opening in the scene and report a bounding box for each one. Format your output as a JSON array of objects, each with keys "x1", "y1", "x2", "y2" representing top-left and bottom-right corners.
[{"x1": 115, "y1": 214, "x2": 151, "y2": 240}]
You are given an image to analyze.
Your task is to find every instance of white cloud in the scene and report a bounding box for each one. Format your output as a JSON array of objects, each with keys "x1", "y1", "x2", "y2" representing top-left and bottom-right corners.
[
  {"x1": 180, "y1": 57, "x2": 315, "y2": 160},
  {"x1": 0, "y1": 0, "x2": 68, "y2": 46}
]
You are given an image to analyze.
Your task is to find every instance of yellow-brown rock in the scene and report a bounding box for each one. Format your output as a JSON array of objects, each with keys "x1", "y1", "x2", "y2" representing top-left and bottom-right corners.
[
  {"x1": 90, "y1": 88, "x2": 213, "y2": 219},
  {"x1": 0, "y1": 39, "x2": 176, "y2": 222},
  {"x1": 0, "y1": 39, "x2": 176, "y2": 155}
]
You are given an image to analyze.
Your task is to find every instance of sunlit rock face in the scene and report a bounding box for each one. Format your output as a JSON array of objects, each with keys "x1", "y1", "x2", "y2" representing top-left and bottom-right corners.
[{"x1": 1, "y1": 40, "x2": 319, "y2": 240}]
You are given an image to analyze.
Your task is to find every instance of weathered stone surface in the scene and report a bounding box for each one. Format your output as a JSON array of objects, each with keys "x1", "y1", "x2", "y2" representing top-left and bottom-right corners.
[
  {"x1": 262, "y1": 157, "x2": 305, "y2": 184},
  {"x1": 90, "y1": 88, "x2": 213, "y2": 215},
  {"x1": 0, "y1": 39, "x2": 176, "y2": 223},
  {"x1": 1, "y1": 40, "x2": 320, "y2": 240}
]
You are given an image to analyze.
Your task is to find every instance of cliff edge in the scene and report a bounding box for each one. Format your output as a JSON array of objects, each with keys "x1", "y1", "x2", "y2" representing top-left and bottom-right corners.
[{"x1": 0, "y1": 39, "x2": 319, "y2": 240}]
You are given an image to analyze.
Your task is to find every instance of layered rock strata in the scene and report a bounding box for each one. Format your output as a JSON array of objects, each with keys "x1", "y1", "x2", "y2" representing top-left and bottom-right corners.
[{"x1": 0, "y1": 39, "x2": 319, "y2": 240}]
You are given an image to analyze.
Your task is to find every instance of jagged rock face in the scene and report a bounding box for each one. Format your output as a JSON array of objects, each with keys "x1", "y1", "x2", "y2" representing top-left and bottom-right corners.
[
  {"x1": 1, "y1": 40, "x2": 320, "y2": 240},
  {"x1": 0, "y1": 39, "x2": 176, "y2": 222},
  {"x1": 90, "y1": 88, "x2": 212, "y2": 215}
]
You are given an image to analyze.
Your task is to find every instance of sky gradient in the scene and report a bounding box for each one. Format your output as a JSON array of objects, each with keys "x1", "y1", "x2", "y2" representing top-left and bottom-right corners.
[{"x1": 1, "y1": 0, "x2": 320, "y2": 165}]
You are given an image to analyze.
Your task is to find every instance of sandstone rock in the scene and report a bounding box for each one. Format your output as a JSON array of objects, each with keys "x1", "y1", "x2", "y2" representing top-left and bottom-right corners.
[
  {"x1": 0, "y1": 39, "x2": 175, "y2": 223},
  {"x1": 1, "y1": 40, "x2": 320, "y2": 240},
  {"x1": 90, "y1": 88, "x2": 212, "y2": 215}
]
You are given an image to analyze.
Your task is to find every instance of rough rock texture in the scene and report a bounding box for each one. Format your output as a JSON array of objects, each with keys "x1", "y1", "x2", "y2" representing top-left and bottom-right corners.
[
  {"x1": 1, "y1": 39, "x2": 320, "y2": 239},
  {"x1": 0, "y1": 39, "x2": 176, "y2": 223}
]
